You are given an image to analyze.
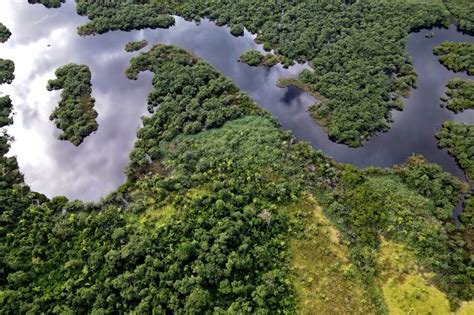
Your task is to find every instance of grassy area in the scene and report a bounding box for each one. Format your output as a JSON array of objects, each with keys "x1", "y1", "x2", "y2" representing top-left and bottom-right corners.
[{"x1": 288, "y1": 194, "x2": 376, "y2": 314}]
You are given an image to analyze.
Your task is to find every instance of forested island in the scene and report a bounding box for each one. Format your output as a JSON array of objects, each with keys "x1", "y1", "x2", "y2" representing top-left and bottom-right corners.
[
  {"x1": 1, "y1": 44, "x2": 472, "y2": 314},
  {"x1": 441, "y1": 78, "x2": 474, "y2": 113},
  {"x1": 434, "y1": 41, "x2": 474, "y2": 75},
  {"x1": 125, "y1": 40, "x2": 148, "y2": 53},
  {"x1": 47, "y1": 64, "x2": 98, "y2": 146}
]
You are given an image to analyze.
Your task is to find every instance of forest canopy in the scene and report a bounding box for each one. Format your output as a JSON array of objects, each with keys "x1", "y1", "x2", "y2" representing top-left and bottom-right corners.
[
  {"x1": 47, "y1": 63, "x2": 99, "y2": 146},
  {"x1": 1, "y1": 44, "x2": 472, "y2": 313},
  {"x1": 444, "y1": 0, "x2": 474, "y2": 33}
]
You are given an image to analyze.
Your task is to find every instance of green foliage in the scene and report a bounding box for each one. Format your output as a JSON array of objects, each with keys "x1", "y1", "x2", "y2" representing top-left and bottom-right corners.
[
  {"x1": 0, "y1": 96, "x2": 13, "y2": 128},
  {"x1": 76, "y1": 2, "x2": 175, "y2": 36},
  {"x1": 444, "y1": 0, "x2": 474, "y2": 33},
  {"x1": 0, "y1": 59, "x2": 14, "y2": 85},
  {"x1": 27, "y1": 0, "x2": 65, "y2": 8},
  {"x1": 461, "y1": 193, "x2": 473, "y2": 229},
  {"x1": 441, "y1": 78, "x2": 474, "y2": 113},
  {"x1": 1, "y1": 43, "x2": 472, "y2": 311},
  {"x1": 125, "y1": 44, "x2": 265, "y2": 178},
  {"x1": 239, "y1": 50, "x2": 279, "y2": 67},
  {"x1": 230, "y1": 24, "x2": 244, "y2": 37},
  {"x1": 0, "y1": 23, "x2": 11, "y2": 43},
  {"x1": 436, "y1": 121, "x2": 474, "y2": 180},
  {"x1": 73, "y1": 0, "x2": 450, "y2": 146},
  {"x1": 125, "y1": 39, "x2": 148, "y2": 52},
  {"x1": 434, "y1": 41, "x2": 474, "y2": 75},
  {"x1": 47, "y1": 64, "x2": 99, "y2": 146}
]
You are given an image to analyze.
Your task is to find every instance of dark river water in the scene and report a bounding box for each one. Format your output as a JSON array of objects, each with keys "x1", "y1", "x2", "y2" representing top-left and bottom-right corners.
[{"x1": 0, "y1": 1, "x2": 473, "y2": 201}]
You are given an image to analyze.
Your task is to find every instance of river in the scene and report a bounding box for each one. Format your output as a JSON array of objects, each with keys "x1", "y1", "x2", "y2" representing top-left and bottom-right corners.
[{"x1": 0, "y1": 1, "x2": 473, "y2": 201}]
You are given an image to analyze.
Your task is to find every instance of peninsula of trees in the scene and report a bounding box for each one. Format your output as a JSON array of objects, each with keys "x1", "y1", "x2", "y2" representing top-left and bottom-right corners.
[
  {"x1": 1, "y1": 44, "x2": 472, "y2": 314},
  {"x1": 47, "y1": 64, "x2": 98, "y2": 146},
  {"x1": 436, "y1": 121, "x2": 474, "y2": 180}
]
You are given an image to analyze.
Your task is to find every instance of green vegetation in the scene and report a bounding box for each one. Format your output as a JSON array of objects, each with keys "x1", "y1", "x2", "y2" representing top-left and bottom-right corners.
[
  {"x1": 47, "y1": 64, "x2": 98, "y2": 146},
  {"x1": 436, "y1": 121, "x2": 474, "y2": 180},
  {"x1": 0, "y1": 59, "x2": 14, "y2": 85},
  {"x1": 27, "y1": 0, "x2": 65, "y2": 8},
  {"x1": 2, "y1": 42, "x2": 473, "y2": 312},
  {"x1": 0, "y1": 23, "x2": 11, "y2": 43},
  {"x1": 434, "y1": 41, "x2": 474, "y2": 75},
  {"x1": 444, "y1": 0, "x2": 474, "y2": 33},
  {"x1": 441, "y1": 78, "x2": 474, "y2": 113},
  {"x1": 125, "y1": 40, "x2": 148, "y2": 53},
  {"x1": 69, "y1": 0, "x2": 451, "y2": 146},
  {"x1": 239, "y1": 50, "x2": 279, "y2": 67}
]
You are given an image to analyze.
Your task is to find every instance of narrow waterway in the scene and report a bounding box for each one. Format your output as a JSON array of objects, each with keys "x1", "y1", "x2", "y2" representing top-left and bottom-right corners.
[{"x1": 0, "y1": 1, "x2": 472, "y2": 201}]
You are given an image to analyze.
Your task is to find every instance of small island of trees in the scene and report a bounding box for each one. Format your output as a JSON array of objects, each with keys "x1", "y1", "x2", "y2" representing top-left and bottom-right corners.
[
  {"x1": 0, "y1": 23, "x2": 11, "y2": 43},
  {"x1": 239, "y1": 50, "x2": 280, "y2": 67},
  {"x1": 441, "y1": 78, "x2": 474, "y2": 113},
  {"x1": 125, "y1": 40, "x2": 148, "y2": 52},
  {"x1": 47, "y1": 64, "x2": 98, "y2": 146}
]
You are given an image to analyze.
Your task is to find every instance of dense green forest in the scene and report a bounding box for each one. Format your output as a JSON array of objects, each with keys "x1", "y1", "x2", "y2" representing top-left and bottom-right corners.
[
  {"x1": 47, "y1": 64, "x2": 98, "y2": 146},
  {"x1": 436, "y1": 121, "x2": 474, "y2": 180},
  {"x1": 441, "y1": 78, "x2": 474, "y2": 113},
  {"x1": 1, "y1": 44, "x2": 472, "y2": 313},
  {"x1": 0, "y1": 23, "x2": 11, "y2": 43},
  {"x1": 125, "y1": 40, "x2": 148, "y2": 53},
  {"x1": 239, "y1": 50, "x2": 279, "y2": 67},
  {"x1": 444, "y1": 0, "x2": 474, "y2": 33},
  {"x1": 66, "y1": 0, "x2": 453, "y2": 146},
  {"x1": 434, "y1": 41, "x2": 474, "y2": 75}
]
